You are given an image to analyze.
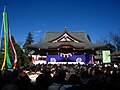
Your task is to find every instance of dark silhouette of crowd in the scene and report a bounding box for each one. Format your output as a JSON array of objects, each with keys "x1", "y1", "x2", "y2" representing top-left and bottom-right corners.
[{"x1": 0, "y1": 62, "x2": 120, "y2": 90}]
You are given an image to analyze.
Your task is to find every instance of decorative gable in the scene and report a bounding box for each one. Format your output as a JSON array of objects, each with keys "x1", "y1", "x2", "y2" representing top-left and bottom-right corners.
[{"x1": 53, "y1": 33, "x2": 79, "y2": 43}]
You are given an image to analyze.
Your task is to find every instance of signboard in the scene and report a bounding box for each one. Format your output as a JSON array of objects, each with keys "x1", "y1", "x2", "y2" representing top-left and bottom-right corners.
[{"x1": 102, "y1": 50, "x2": 111, "y2": 63}]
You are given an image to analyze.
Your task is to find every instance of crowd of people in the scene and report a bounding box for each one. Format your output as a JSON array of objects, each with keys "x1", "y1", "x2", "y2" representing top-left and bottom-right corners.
[{"x1": 0, "y1": 62, "x2": 120, "y2": 90}]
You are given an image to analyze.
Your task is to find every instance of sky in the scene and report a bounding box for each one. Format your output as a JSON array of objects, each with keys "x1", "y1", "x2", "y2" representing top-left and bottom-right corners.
[{"x1": 0, "y1": 0, "x2": 120, "y2": 44}]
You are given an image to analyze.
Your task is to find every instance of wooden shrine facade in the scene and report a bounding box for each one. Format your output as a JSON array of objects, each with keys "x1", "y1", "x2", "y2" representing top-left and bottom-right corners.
[{"x1": 28, "y1": 28, "x2": 106, "y2": 64}]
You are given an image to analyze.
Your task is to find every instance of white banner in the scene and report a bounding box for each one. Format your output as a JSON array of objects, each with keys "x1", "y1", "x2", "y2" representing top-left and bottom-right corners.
[
  {"x1": 32, "y1": 55, "x2": 47, "y2": 64},
  {"x1": 102, "y1": 50, "x2": 111, "y2": 63}
]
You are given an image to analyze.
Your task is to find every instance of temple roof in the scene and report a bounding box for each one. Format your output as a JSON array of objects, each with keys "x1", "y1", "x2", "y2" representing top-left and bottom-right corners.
[
  {"x1": 40, "y1": 31, "x2": 91, "y2": 44},
  {"x1": 111, "y1": 51, "x2": 120, "y2": 56},
  {"x1": 28, "y1": 29, "x2": 106, "y2": 50}
]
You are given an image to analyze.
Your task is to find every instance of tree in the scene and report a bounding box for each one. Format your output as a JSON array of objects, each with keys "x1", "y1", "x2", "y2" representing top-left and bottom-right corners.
[
  {"x1": 0, "y1": 35, "x2": 30, "y2": 68},
  {"x1": 95, "y1": 36, "x2": 116, "y2": 52},
  {"x1": 96, "y1": 36, "x2": 111, "y2": 45},
  {"x1": 23, "y1": 32, "x2": 34, "y2": 54},
  {"x1": 15, "y1": 43, "x2": 30, "y2": 68},
  {"x1": 11, "y1": 36, "x2": 30, "y2": 68},
  {"x1": 11, "y1": 35, "x2": 16, "y2": 43},
  {"x1": 95, "y1": 30, "x2": 120, "y2": 51},
  {"x1": 109, "y1": 31, "x2": 120, "y2": 50},
  {"x1": 17, "y1": 41, "x2": 23, "y2": 47}
]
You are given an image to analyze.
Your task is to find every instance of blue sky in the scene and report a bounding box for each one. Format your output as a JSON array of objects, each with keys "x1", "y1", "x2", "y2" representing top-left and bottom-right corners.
[{"x1": 0, "y1": 0, "x2": 120, "y2": 44}]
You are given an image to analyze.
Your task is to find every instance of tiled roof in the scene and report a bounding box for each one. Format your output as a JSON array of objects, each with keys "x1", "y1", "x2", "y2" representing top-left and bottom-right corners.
[
  {"x1": 40, "y1": 31, "x2": 91, "y2": 44},
  {"x1": 28, "y1": 30, "x2": 106, "y2": 50},
  {"x1": 28, "y1": 40, "x2": 105, "y2": 50},
  {"x1": 111, "y1": 51, "x2": 120, "y2": 56}
]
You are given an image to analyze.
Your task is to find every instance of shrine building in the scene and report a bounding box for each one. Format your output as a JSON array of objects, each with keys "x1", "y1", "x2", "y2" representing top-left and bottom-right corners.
[{"x1": 28, "y1": 28, "x2": 106, "y2": 64}]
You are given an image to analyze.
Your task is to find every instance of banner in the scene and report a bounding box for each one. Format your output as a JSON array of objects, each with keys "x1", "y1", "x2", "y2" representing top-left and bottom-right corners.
[
  {"x1": 1, "y1": 12, "x2": 12, "y2": 70},
  {"x1": 32, "y1": 55, "x2": 47, "y2": 61},
  {"x1": 47, "y1": 54, "x2": 93, "y2": 64},
  {"x1": 9, "y1": 32, "x2": 17, "y2": 69},
  {"x1": 47, "y1": 55, "x2": 64, "y2": 62},
  {"x1": 68, "y1": 55, "x2": 85, "y2": 63},
  {"x1": 85, "y1": 54, "x2": 94, "y2": 64},
  {"x1": 102, "y1": 50, "x2": 111, "y2": 63}
]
